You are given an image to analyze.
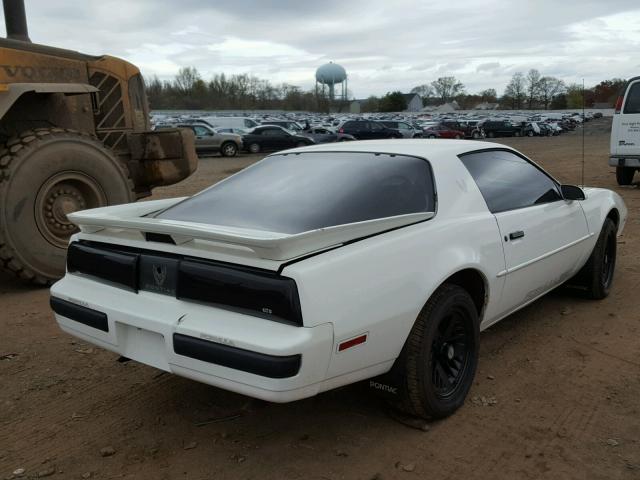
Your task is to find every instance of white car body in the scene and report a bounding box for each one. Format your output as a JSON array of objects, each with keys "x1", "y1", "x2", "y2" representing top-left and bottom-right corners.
[{"x1": 51, "y1": 140, "x2": 627, "y2": 403}]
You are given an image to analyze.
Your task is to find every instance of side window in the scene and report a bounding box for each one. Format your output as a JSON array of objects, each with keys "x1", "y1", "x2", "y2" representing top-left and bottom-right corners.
[
  {"x1": 244, "y1": 119, "x2": 257, "y2": 128},
  {"x1": 459, "y1": 150, "x2": 562, "y2": 213},
  {"x1": 623, "y1": 82, "x2": 640, "y2": 114},
  {"x1": 193, "y1": 126, "x2": 209, "y2": 136}
]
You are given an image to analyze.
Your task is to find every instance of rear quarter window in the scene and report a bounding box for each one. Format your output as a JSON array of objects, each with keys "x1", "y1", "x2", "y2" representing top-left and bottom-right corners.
[{"x1": 459, "y1": 150, "x2": 562, "y2": 213}]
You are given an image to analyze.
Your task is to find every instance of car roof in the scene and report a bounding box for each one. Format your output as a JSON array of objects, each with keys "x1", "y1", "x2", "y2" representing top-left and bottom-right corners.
[{"x1": 280, "y1": 139, "x2": 513, "y2": 159}]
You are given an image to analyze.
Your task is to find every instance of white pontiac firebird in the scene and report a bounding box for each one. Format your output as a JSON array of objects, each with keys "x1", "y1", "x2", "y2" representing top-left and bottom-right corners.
[{"x1": 51, "y1": 140, "x2": 627, "y2": 419}]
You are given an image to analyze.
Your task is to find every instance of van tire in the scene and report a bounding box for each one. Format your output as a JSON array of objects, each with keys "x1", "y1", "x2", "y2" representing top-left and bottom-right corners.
[{"x1": 615, "y1": 167, "x2": 635, "y2": 185}]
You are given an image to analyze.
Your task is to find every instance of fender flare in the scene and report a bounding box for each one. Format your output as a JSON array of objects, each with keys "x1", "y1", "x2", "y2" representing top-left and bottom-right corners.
[{"x1": 0, "y1": 82, "x2": 98, "y2": 120}]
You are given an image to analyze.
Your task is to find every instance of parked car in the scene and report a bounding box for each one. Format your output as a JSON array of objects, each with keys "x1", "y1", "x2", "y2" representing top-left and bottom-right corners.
[
  {"x1": 338, "y1": 120, "x2": 403, "y2": 140},
  {"x1": 301, "y1": 127, "x2": 355, "y2": 143},
  {"x1": 157, "y1": 123, "x2": 242, "y2": 157},
  {"x1": 242, "y1": 125, "x2": 314, "y2": 153},
  {"x1": 51, "y1": 140, "x2": 627, "y2": 420},
  {"x1": 442, "y1": 120, "x2": 484, "y2": 139},
  {"x1": 610, "y1": 75, "x2": 640, "y2": 185},
  {"x1": 261, "y1": 120, "x2": 304, "y2": 133},
  {"x1": 202, "y1": 116, "x2": 259, "y2": 131},
  {"x1": 423, "y1": 124, "x2": 465, "y2": 139},
  {"x1": 380, "y1": 121, "x2": 423, "y2": 138},
  {"x1": 523, "y1": 122, "x2": 541, "y2": 137},
  {"x1": 537, "y1": 123, "x2": 554, "y2": 136},
  {"x1": 481, "y1": 120, "x2": 524, "y2": 138}
]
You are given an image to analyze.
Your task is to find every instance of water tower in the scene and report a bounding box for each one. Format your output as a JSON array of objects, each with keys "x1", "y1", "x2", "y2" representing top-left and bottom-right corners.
[{"x1": 315, "y1": 62, "x2": 348, "y2": 101}]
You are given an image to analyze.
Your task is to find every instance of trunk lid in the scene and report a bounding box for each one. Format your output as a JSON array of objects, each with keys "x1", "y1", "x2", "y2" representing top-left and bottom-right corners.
[{"x1": 69, "y1": 198, "x2": 433, "y2": 270}]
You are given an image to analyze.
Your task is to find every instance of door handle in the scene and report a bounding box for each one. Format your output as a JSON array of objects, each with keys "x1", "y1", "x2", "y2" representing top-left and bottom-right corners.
[{"x1": 509, "y1": 231, "x2": 525, "y2": 240}]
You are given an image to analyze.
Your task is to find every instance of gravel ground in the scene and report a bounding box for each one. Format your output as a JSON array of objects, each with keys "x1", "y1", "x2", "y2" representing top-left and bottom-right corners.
[{"x1": 1, "y1": 118, "x2": 639, "y2": 480}]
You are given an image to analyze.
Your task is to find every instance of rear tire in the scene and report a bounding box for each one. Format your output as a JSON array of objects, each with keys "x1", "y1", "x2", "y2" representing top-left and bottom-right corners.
[
  {"x1": 393, "y1": 284, "x2": 479, "y2": 419},
  {"x1": 248, "y1": 142, "x2": 261, "y2": 154},
  {"x1": 615, "y1": 166, "x2": 635, "y2": 185},
  {"x1": 527, "y1": 130, "x2": 534, "y2": 137},
  {"x1": 220, "y1": 141, "x2": 238, "y2": 157},
  {"x1": 0, "y1": 129, "x2": 134, "y2": 284}
]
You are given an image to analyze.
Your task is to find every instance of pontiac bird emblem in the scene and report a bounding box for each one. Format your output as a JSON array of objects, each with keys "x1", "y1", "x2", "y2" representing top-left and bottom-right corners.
[{"x1": 152, "y1": 264, "x2": 167, "y2": 286}]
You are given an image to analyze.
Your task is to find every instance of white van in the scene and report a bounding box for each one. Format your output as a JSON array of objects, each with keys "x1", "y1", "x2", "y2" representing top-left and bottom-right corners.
[
  {"x1": 201, "y1": 116, "x2": 259, "y2": 131},
  {"x1": 610, "y1": 76, "x2": 640, "y2": 185}
]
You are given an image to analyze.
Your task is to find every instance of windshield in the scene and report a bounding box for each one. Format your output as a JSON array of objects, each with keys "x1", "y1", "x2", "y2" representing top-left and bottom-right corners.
[{"x1": 156, "y1": 152, "x2": 435, "y2": 234}]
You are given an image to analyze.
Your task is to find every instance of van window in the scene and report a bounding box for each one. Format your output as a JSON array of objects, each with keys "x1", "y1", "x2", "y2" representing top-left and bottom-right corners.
[{"x1": 623, "y1": 82, "x2": 640, "y2": 114}]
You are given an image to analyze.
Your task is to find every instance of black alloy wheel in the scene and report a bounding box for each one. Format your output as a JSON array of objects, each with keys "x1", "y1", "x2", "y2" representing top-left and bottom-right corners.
[{"x1": 430, "y1": 307, "x2": 474, "y2": 400}]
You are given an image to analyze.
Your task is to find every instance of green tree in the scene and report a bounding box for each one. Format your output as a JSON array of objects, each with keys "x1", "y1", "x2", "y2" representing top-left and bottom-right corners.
[
  {"x1": 379, "y1": 91, "x2": 407, "y2": 112},
  {"x1": 361, "y1": 96, "x2": 380, "y2": 113}
]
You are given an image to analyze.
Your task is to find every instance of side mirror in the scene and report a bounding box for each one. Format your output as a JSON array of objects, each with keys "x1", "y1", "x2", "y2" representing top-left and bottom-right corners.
[{"x1": 561, "y1": 184, "x2": 585, "y2": 201}]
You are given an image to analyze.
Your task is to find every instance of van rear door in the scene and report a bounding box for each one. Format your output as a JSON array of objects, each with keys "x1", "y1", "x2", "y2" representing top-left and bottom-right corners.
[{"x1": 611, "y1": 79, "x2": 640, "y2": 158}]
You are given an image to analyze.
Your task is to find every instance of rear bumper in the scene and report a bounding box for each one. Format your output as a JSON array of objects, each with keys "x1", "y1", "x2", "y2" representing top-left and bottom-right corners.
[
  {"x1": 50, "y1": 274, "x2": 334, "y2": 402},
  {"x1": 609, "y1": 156, "x2": 640, "y2": 167}
]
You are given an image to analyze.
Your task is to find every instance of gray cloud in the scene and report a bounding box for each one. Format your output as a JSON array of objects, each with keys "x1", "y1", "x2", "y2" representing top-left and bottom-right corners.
[{"x1": 3, "y1": 0, "x2": 640, "y2": 96}]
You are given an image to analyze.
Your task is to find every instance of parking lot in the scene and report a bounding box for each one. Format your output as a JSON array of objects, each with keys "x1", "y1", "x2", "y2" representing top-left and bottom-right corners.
[{"x1": 1, "y1": 118, "x2": 639, "y2": 480}]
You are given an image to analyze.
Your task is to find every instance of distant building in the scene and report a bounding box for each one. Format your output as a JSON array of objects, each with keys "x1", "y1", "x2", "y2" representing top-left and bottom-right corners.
[
  {"x1": 474, "y1": 102, "x2": 499, "y2": 110},
  {"x1": 423, "y1": 101, "x2": 460, "y2": 113},
  {"x1": 350, "y1": 100, "x2": 364, "y2": 114},
  {"x1": 401, "y1": 93, "x2": 423, "y2": 112}
]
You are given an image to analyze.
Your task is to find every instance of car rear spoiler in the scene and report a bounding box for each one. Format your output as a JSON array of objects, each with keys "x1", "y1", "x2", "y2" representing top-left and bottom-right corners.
[{"x1": 68, "y1": 199, "x2": 434, "y2": 261}]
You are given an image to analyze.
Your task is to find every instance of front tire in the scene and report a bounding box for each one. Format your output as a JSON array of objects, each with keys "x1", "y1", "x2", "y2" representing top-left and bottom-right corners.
[
  {"x1": 0, "y1": 129, "x2": 134, "y2": 284},
  {"x1": 616, "y1": 166, "x2": 635, "y2": 185},
  {"x1": 220, "y1": 141, "x2": 238, "y2": 157},
  {"x1": 394, "y1": 284, "x2": 479, "y2": 419},
  {"x1": 579, "y1": 218, "x2": 617, "y2": 299}
]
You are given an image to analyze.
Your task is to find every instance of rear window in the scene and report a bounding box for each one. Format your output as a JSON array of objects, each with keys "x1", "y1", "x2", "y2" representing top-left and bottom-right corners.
[
  {"x1": 624, "y1": 82, "x2": 640, "y2": 114},
  {"x1": 156, "y1": 152, "x2": 435, "y2": 234}
]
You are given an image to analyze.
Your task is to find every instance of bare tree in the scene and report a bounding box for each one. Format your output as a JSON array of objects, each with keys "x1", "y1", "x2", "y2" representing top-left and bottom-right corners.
[
  {"x1": 431, "y1": 76, "x2": 465, "y2": 103},
  {"x1": 504, "y1": 72, "x2": 526, "y2": 109},
  {"x1": 174, "y1": 67, "x2": 201, "y2": 94},
  {"x1": 410, "y1": 84, "x2": 434, "y2": 100},
  {"x1": 526, "y1": 69, "x2": 541, "y2": 109},
  {"x1": 538, "y1": 76, "x2": 565, "y2": 110}
]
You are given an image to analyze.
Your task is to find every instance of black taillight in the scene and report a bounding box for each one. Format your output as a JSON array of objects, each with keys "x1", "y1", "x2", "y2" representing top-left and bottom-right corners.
[
  {"x1": 177, "y1": 259, "x2": 303, "y2": 326},
  {"x1": 67, "y1": 242, "x2": 139, "y2": 291}
]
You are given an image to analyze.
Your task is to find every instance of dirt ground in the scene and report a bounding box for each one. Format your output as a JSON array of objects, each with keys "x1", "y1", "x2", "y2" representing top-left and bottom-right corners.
[{"x1": 1, "y1": 118, "x2": 639, "y2": 480}]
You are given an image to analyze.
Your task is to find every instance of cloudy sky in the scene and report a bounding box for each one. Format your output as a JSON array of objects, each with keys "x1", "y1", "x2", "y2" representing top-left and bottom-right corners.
[{"x1": 7, "y1": 0, "x2": 640, "y2": 97}]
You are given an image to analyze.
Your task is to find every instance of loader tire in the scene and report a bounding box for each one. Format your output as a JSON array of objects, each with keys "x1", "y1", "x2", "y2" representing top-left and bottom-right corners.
[{"x1": 0, "y1": 128, "x2": 135, "y2": 285}]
